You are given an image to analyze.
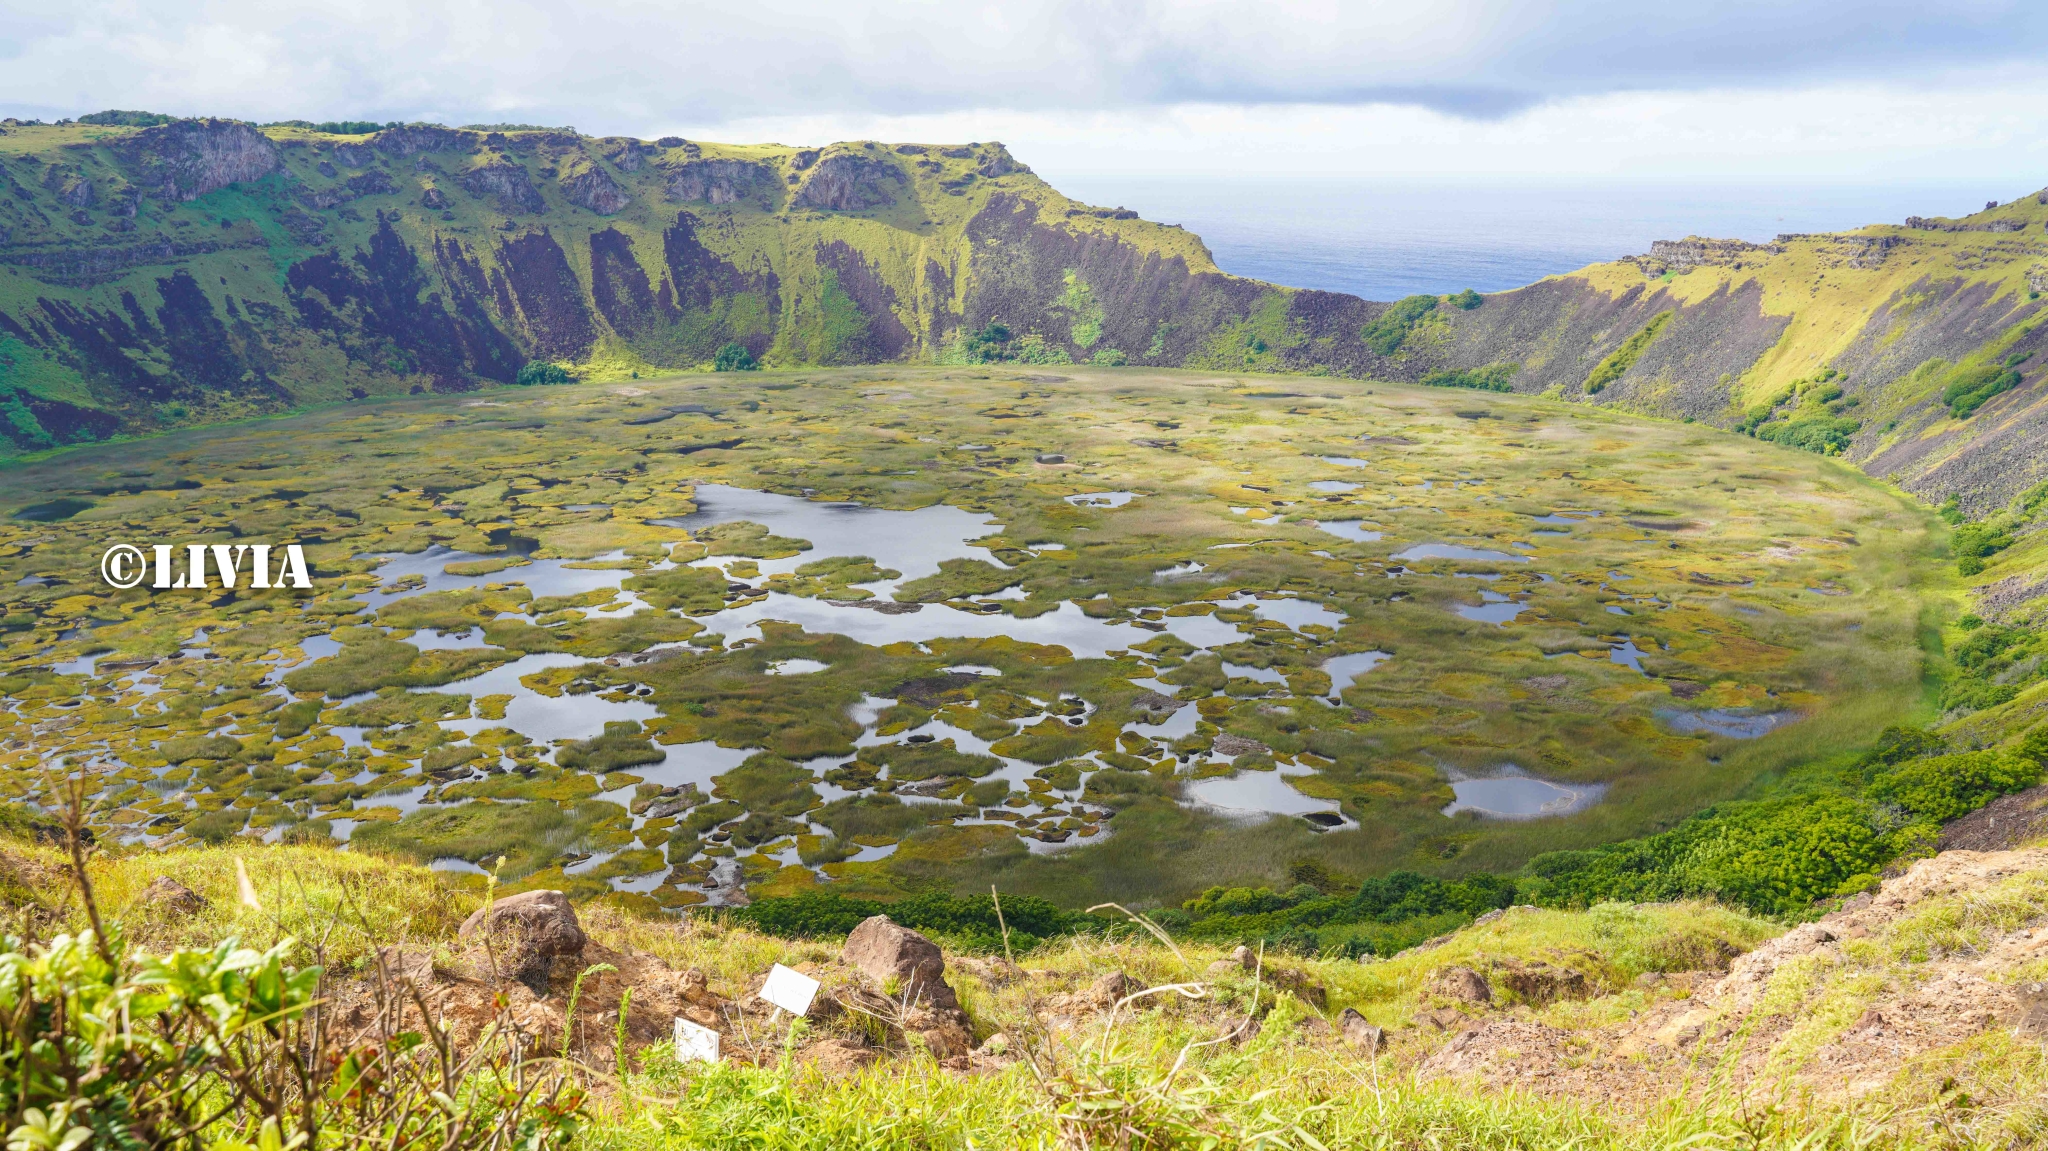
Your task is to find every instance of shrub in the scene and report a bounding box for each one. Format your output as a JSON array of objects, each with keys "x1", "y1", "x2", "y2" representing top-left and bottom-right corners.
[
  {"x1": 78, "y1": 109, "x2": 180, "y2": 127},
  {"x1": 729, "y1": 890, "x2": 1086, "y2": 953},
  {"x1": 713, "y1": 343, "x2": 758, "y2": 371},
  {"x1": 515, "y1": 361, "x2": 573, "y2": 386},
  {"x1": 1420, "y1": 363, "x2": 1517, "y2": 392},
  {"x1": 1583, "y1": 312, "x2": 1672, "y2": 394},
  {"x1": 1360, "y1": 295, "x2": 1439, "y2": 356},
  {"x1": 1942, "y1": 359, "x2": 2025, "y2": 419},
  {"x1": 1449, "y1": 288, "x2": 1484, "y2": 310},
  {"x1": 1753, "y1": 412, "x2": 1861, "y2": 455},
  {"x1": 1529, "y1": 793, "x2": 1896, "y2": 917},
  {"x1": 1866, "y1": 750, "x2": 2040, "y2": 822}
]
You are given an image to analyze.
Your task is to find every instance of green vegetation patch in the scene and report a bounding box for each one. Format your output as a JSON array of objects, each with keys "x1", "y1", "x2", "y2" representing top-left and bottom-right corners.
[
  {"x1": 1583, "y1": 311, "x2": 1672, "y2": 393},
  {"x1": 859, "y1": 739, "x2": 1002, "y2": 781},
  {"x1": 556, "y1": 721, "x2": 665, "y2": 773},
  {"x1": 712, "y1": 753, "x2": 820, "y2": 815}
]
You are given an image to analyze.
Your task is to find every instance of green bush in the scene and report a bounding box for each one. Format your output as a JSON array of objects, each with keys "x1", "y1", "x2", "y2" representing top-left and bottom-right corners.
[
  {"x1": 1529, "y1": 793, "x2": 1897, "y2": 917},
  {"x1": 729, "y1": 890, "x2": 1086, "y2": 953},
  {"x1": 713, "y1": 343, "x2": 758, "y2": 371},
  {"x1": 78, "y1": 109, "x2": 180, "y2": 127},
  {"x1": 1941, "y1": 356, "x2": 2028, "y2": 419},
  {"x1": 1753, "y1": 412, "x2": 1861, "y2": 455},
  {"x1": 515, "y1": 361, "x2": 574, "y2": 386},
  {"x1": 1419, "y1": 363, "x2": 1517, "y2": 392},
  {"x1": 1583, "y1": 312, "x2": 1672, "y2": 394},
  {"x1": 1449, "y1": 288, "x2": 1484, "y2": 310},
  {"x1": 1866, "y1": 750, "x2": 2040, "y2": 822},
  {"x1": 1360, "y1": 295, "x2": 1438, "y2": 356}
]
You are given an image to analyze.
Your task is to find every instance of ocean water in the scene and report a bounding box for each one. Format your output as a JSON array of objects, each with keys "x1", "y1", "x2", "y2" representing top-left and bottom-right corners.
[{"x1": 1046, "y1": 177, "x2": 2011, "y2": 302}]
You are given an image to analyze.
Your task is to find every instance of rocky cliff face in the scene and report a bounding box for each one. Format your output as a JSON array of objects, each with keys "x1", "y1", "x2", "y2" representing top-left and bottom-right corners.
[{"x1": 2, "y1": 115, "x2": 2044, "y2": 515}]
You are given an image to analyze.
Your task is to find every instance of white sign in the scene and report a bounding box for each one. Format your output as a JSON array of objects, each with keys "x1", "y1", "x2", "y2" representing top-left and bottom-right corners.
[
  {"x1": 759, "y1": 963, "x2": 821, "y2": 1017},
  {"x1": 673, "y1": 1017, "x2": 721, "y2": 1063}
]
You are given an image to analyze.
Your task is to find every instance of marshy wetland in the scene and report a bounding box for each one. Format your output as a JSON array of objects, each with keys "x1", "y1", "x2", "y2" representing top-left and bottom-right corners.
[{"x1": 0, "y1": 366, "x2": 1942, "y2": 910}]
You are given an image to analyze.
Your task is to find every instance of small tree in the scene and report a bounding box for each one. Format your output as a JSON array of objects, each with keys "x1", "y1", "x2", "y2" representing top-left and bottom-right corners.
[
  {"x1": 713, "y1": 343, "x2": 758, "y2": 371},
  {"x1": 515, "y1": 362, "x2": 573, "y2": 386}
]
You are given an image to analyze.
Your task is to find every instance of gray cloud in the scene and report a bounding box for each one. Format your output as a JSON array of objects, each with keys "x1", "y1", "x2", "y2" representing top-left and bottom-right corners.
[{"x1": 0, "y1": 0, "x2": 2042, "y2": 130}]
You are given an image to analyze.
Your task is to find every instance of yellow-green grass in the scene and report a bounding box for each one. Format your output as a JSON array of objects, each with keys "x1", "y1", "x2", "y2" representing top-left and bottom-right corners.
[{"x1": 0, "y1": 365, "x2": 1947, "y2": 906}]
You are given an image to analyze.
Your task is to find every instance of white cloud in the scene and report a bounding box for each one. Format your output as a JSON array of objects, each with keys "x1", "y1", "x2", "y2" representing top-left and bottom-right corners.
[
  {"x1": 0, "y1": 0, "x2": 2044, "y2": 179},
  {"x1": 681, "y1": 84, "x2": 2048, "y2": 181}
]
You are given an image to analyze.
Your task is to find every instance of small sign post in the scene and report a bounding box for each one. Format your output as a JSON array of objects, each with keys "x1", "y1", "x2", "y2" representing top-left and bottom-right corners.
[
  {"x1": 673, "y1": 1017, "x2": 721, "y2": 1063},
  {"x1": 760, "y1": 963, "x2": 821, "y2": 1019}
]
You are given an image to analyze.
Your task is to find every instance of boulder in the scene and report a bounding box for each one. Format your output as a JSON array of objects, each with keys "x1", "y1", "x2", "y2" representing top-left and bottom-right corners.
[
  {"x1": 139, "y1": 876, "x2": 207, "y2": 915},
  {"x1": 1492, "y1": 960, "x2": 1590, "y2": 1005},
  {"x1": 841, "y1": 915, "x2": 960, "y2": 1013},
  {"x1": 1428, "y1": 966, "x2": 1492, "y2": 1004},
  {"x1": 1338, "y1": 1007, "x2": 1384, "y2": 1054},
  {"x1": 460, "y1": 890, "x2": 587, "y2": 993},
  {"x1": 1089, "y1": 971, "x2": 1143, "y2": 1008},
  {"x1": 2018, "y1": 980, "x2": 2048, "y2": 1036}
]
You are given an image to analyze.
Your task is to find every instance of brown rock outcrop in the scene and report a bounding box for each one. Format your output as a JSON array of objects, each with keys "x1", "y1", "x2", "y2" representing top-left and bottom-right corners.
[
  {"x1": 117, "y1": 118, "x2": 280, "y2": 202},
  {"x1": 459, "y1": 889, "x2": 587, "y2": 992},
  {"x1": 793, "y1": 154, "x2": 903, "y2": 211}
]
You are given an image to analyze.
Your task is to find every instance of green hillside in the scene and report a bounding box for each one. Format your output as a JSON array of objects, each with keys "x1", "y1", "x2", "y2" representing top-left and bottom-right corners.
[
  {"x1": 0, "y1": 116, "x2": 1245, "y2": 453},
  {"x1": 4, "y1": 113, "x2": 2048, "y2": 524}
]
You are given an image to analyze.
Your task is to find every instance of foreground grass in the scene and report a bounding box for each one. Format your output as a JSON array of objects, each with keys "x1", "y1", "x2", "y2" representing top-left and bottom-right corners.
[{"x1": 21, "y1": 841, "x2": 2045, "y2": 1148}]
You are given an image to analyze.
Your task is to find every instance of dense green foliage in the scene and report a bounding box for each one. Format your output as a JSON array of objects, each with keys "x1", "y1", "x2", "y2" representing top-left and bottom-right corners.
[
  {"x1": 713, "y1": 343, "x2": 759, "y2": 371},
  {"x1": 1583, "y1": 312, "x2": 1672, "y2": 393},
  {"x1": 1153, "y1": 865, "x2": 1519, "y2": 958},
  {"x1": 1419, "y1": 363, "x2": 1517, "y2": 392},
  {"x1": 1941, "y1": 615, "x2": 2044, "y2": 711},
  {"x1": 727, "y1": 889, "x2": 1086, "y2": 953},
  {"x1": 0, "y1": 919, "x2": 580, "y2": 1148},
  {"x1": 1739, "y1": 370, "x2": 1862, "y2": 455},
  {"x1": 1865, "y1": 749, "x2": 2040, "y2": 822},
  {"x1": 1448, "y1": 288, "x2": 1484, "y2": 310},
  {"x1": 515, "y1": 362, "x2": 575, "y2": 386},
  {"x1": 1941, "y1": 352, "x2": 2030, "y2": 419},
  {"x1": 1360, "y1": 295, "x2": 1439, "y2": 356},
  {"x1": 264, "y1": 118, "x2": 408, "y2": 135},
  {"x1": 77, "y1": 110, "x2": 180, "y2": 127}
]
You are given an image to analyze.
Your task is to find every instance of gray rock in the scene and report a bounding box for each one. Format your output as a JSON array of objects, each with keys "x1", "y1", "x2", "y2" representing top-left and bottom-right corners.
[
  {"x1": 460, "y1": 889, "x2": 586, "y2": 993},
  {"x1": 1339, "y1": 1007, "x2": 1384, "y2": 1054},
  {"x1": 140, "y1": 876, "x2": 207, "y2": 915},
  {"x1": 840, "y1": 915, "x2": 960, "y2": 1013},
  {"x1": 1428, "y1": 966, "x2": 1492, "y2": 1004}
]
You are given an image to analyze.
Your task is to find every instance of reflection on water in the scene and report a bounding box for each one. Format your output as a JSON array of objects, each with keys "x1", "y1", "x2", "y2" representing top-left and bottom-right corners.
[
  {"x1": 1457, "y1": 590, "x2": 1530, "y2": 625},
  {"x1": 1394, "y1": 543, "x2": 1530, "y2": 563},
  {"x1": 1065, "y1": 491, "x2": 1138, "y2": 508},
  {"x1": 692, "y1": 593, "x2": 1243, "y2": 659},
  {"x1": 1443, "y1": 768, "x2": 1604, "y2": 818},
  {"x1": 1315, "y1": 520, "x2": 1383, "y2": 542},
  {"x1": 1318, "y1": 456, "x2": 1371, "y2": 468},
  {"x1": 1309, "y1": 480, "x2": 1360, "y2": 492},
  {"x1": 1655, "y1": 707, "x2": 1801, "y2": 739},
  {"x1": 1322, "y1": 651, "x2": 1390, "y2": 695},
  {"x1": 1188, "y1": 767, "x2": 1344, "y2": 821},
  {"x1": 432, "y1": 653, "x2": 659, "y2": 744},
  {"x1": 654, "y1": 483, "x2": 1004, "y2": 587},
  {"x1": 1224, "y1": 592, "x2": 1345, "y2": 631}
]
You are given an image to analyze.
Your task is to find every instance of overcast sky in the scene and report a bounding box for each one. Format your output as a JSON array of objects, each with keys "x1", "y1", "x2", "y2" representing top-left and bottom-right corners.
[{"x1": 3, "y1": 0, "x2": 2046, "y2": 181}]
